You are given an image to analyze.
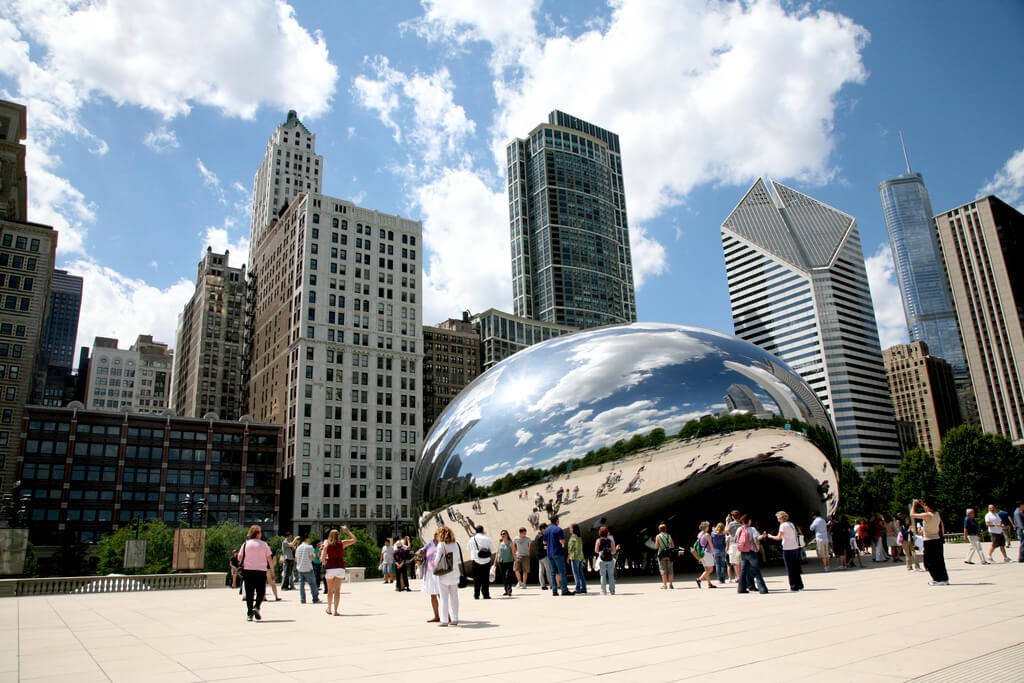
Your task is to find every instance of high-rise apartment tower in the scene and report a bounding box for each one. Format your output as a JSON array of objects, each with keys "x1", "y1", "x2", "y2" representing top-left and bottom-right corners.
[
  {"x1": 722, "y1": 179, "x2": 901, "y2": 471},
  {"x1": 507, "y1": 111, "x2": 636, "y2": 329},
  {"x1": 934, "y1": 196, "x2": 1024, "y2": 443},
  {"x1": 882, "y1": 341, "x2": 961, "y2": 454}
]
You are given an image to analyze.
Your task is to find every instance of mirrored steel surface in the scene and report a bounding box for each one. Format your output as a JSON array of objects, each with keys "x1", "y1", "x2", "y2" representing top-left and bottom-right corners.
[{"x1": 413, "y1": 323, "x2": 839, "y2": 510}]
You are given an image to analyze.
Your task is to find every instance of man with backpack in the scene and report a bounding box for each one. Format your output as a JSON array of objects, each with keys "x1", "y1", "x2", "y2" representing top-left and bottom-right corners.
[{"x1": 735, "y1": 515, "x2": 768, "y2": 594}]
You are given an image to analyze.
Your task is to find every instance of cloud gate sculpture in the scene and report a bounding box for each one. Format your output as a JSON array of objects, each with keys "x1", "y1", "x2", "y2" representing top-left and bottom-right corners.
[{"x1": 414, "y1": 323, "x2": 839, "y2": 553}]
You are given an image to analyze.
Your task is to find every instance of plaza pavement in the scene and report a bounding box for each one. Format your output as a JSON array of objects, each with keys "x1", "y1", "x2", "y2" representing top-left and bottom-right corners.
[{"x1": 2, "y1": 545, "x2": 1021, "y2": 683}]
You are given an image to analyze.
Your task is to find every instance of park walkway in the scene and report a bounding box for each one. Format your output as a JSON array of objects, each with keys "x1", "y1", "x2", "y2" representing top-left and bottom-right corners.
[{"x1": 2, "y1": 545, "x2": 1021, "y2": 682}]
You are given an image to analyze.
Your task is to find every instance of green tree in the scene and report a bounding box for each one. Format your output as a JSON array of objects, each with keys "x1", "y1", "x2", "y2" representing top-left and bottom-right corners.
[
  {"x1": 837, "y1": 458, "x2": 863, "y2": 517},
  {"x1": 203, "y1": 520, "x2": 248, "y2": 573},
  {"x1": 893, "y1": 448, "x2": 938, "y2": 509},
  {"x1": 938, "y1": 425, "x2": 987, "y2": 517},
  {"x1": 860, "y1": 465, "x2": 894, "y2": 515},
  {"x1": 94, "y1": 520, "x2": 174, "y2": 575},
  {"x1": 344, "y1": 527, "x2": 382, "y2": 577}
]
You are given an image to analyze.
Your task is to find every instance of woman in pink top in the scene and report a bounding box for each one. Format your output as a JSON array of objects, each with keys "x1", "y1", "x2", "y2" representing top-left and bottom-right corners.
[{"x1": 238, "y1": 525, "x2": 274, "y2": 622}]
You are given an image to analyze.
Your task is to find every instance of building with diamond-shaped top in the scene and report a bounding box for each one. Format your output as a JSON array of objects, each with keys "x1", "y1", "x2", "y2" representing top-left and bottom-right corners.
[{"x1": 721, "y1": 179, "x2": 901, "y2": 472}]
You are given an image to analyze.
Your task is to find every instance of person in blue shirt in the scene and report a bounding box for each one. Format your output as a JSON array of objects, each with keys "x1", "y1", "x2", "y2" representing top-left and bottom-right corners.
[
  {"x1": 962, "y1": 508, "x2": 989, "y2": 565},
  {"x1": 543, "y1": 515, "x2": 571, "y2": 596}
]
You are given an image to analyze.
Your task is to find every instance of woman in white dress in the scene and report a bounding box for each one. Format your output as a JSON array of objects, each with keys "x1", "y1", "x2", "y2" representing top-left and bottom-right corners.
[{"x1": 419, "y1": 531, "x2": 441, "y2": 622}]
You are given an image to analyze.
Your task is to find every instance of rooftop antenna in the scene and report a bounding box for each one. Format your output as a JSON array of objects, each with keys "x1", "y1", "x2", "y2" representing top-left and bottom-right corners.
[{"x1": 899, "y1": 129, "x2": 912, "y2": 174}]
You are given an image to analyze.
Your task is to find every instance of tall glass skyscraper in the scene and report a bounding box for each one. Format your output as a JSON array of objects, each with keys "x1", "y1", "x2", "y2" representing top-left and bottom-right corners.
[
  {"x1": 506, "y1": 111, "x2": 636, "y2": 329},
  {"x1": 722, "y1": 179, "x2": 901, "y2": 472},
  {"x1": 878, "y1": 172, "x2": 967, "y2": 380}
]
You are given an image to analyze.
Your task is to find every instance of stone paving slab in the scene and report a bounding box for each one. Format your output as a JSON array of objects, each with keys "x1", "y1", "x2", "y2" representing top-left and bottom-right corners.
[{"x1": 3, "y1": 546, "x2": 1022, "y2": 682}]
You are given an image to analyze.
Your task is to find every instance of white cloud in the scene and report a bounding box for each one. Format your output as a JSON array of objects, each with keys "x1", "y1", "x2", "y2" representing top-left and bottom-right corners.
[
  {"x1": 864, "y1": 243, "x2": 908, "y2": 349},
  {"x1": 62, "y1": 259, "x2": 195, "y2": 354},
  {"x1": 359, "y1": 0, "x2": 868, "y2": 322},
  {"x1": 514, "y1": 428, "x2": 533, "y2": 446},
  {"x1": 979, "y1": 147, "x2": 1024, "y2": 208},
  {"x1": 353, "y1": 57, "x2": 475, "y2": 175},
  {"x1": 416, "y1": 169, "x2": 511, "y2": 323},
  {"x1": 201, "y1": 222, "x2": 250, "y2": 269},
  {"x1": 196, "y1": 158, "x2": 226, "y2": 205},
  {"x1": 143, "y1": 126, "x2": 179, "y2": 152}
]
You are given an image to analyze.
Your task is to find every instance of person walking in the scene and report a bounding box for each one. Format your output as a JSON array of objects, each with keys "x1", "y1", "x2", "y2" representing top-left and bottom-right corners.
[
  {"x1": 496, "y1": 530, "x2": 516, "y2": 597},
  {"x1": 432, "y1": 525, "x2": 463, "y2": 627},
  {"x1": 238, "y1": 525, "x2": 274, "y2": 622},
  {"x1": 468, "y1": 525, "x2": 494, "y2": 599},
  {"x1": 765, "y1": 511, "x2": 803, "y2": 591},
  {"x1": 321, "y1": 526, "x2": 358, "y2": 615},
  {"x1": 694, "y1": 521, "x2": 717, "y2": 589},
  {"x1": 910, "y1": 499, "x2": 948, "y2": 586},
  {"x1": 594, "y1": 526, "x2": 618, "y2": 595},
  {"x1": 567, "y1": 523, "x2": 588, "y2": 595},
  {"x1": 736, "y1": 516, "x2": 768, "y2": 594},
  {"x1": 985, "y1": 504, "x2": 1010, "y2": 563},
  {"x1": 963, "y1": 508, "x2": 991, "y2": 565},
  {"x1": 294, "y1": 533, "x2": 321, "y2": 605},
  {"x1": 312, "y1": 539, "x2": 324, "y2": 592},
  {"x1": 654, "y1": 523, "x2": 675, "y2": 590},
  {"x1": 380, "y1": 538, "x2": 396, "y2": 584}
]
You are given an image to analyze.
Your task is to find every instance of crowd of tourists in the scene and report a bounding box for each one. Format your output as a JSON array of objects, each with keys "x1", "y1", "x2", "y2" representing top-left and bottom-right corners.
[{"x1": 230, "y1": 499, "x2": 1023, "y2": 623}]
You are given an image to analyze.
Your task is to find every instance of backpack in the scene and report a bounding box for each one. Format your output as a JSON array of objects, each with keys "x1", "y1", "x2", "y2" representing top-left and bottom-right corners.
[
  {"x1": 736, "y1": 525, "x2": 753, "y2": 553},
  {"x1": 598, "y1": 537, "x2": 613, "y2": 562},
  {"x1": 690, "y1": 539, "x2": 704, "y2": 561}
]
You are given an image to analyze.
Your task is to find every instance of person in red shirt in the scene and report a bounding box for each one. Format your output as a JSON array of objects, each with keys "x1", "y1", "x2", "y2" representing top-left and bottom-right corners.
[{"x1": 320, "y1": 526, "x2": 357, "y2": 616}]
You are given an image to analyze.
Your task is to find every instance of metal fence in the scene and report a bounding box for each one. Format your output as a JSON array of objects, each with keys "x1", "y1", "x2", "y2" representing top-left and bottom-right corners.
[{"x1": 0, "y1": 572, "x2": 225, "y2": 597}]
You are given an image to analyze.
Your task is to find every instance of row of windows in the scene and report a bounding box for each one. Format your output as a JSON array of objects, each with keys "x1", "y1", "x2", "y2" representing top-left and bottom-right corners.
[{"x1": 1, "y1": 234, "x2": 42, "y2": 251}]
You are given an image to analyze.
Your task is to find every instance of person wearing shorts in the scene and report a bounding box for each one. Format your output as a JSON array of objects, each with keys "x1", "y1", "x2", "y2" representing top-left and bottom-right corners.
[
  {"x1": 321, "y1": 526, "x2": 357, "y2": 615},
  {"x1": 512, "y1": 528, "x2": 531, "y2": 588},
  {"x1": 809, "y1": 512, "x2": 830, "y2": 572},
  {"x1": 654, "y1": 523, "x2": 675, "y2": 589}
]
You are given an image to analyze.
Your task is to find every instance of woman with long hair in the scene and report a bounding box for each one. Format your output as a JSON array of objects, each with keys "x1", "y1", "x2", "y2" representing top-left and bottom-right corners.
[
  {"x1": 594, "y1": 526, "x2": 617, "y2": 595},
  {"x1": 910, "y1": 499, "x2": 948, "y2": 585},
  {"x1": 320, "y1": 526, "x2": 358, "y2": 615},
  {"x1": 432, "y1": 525, "x2": 463, "y2": 626},
  {"x1": 238, "y1": 525, "x2": 273, "y2": 622}
]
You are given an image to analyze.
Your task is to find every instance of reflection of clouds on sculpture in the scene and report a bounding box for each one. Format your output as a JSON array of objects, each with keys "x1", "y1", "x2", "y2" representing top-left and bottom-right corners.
[
  {"x1": 413, "y1": 323, "x2": 838, "y2": 506},
  {"x1": 529, "y1": 329, "x2": 717, "y2": 416}
]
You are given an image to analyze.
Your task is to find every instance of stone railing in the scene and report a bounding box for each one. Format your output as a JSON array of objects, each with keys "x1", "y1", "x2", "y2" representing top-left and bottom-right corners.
[{"x1": 0, "y1": 572, "x2": 225, "y2": 597}]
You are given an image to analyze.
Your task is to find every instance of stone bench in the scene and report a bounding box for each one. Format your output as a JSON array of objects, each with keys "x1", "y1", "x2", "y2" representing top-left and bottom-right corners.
[{"x1": 345, "y1": 567, "x2": 366, "y2": 582}]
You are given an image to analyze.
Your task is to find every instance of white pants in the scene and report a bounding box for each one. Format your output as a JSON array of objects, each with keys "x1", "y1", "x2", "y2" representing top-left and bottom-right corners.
[
  {"x1": 965, "y1": 536, "x2": 990, "y2": 564},
  {"x1": 438, "y1": 583, "x2": 459, "y2": 624}
]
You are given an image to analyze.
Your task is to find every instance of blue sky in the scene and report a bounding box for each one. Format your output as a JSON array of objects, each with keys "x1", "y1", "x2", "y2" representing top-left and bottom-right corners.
[{"x1": 1, "y1": 0, "x2": 1022, "y2": 361}]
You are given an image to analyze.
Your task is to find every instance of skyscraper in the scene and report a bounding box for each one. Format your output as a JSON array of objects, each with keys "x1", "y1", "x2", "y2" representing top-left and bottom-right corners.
[
  {"x1": 934, "y1": 196, "x2": 1024, "y2": 443},
  {"x1": 247, "y1": 191, "x2": 423, "y2": 535},
  {"x1": 249, "y1": 110, "x2": 323, "y2": 249},
  {"x1": 722, "y1": 179, "x2": 901, "y2": 471},
  {"x1": 172, "y1": 249, "x2": 247, "y2": 420},
  {"x1": 882, "y1": 341, "x2": 961, "y2": 454},
  {"x1": 506, "y1": 111, "x2": 636, "y2": 329},
  {"x1": 0, "y1": 100, "x2": 28, "y2": 222},
  {"x1": 879, "y1": 173, "x2": 966, "y2": 372},
  {"x1": 34, "y1": 268, "x2": 83, "y2": 406}
]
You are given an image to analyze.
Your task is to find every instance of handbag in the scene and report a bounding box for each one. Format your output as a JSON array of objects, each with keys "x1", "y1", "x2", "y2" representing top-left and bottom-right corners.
[
  {"x1": 489, "y1": 563, "x2": 497, "y2": 582},
  {"x1": 456, "y1": 543, "x2": 469, "y2": 588},
  {"x1": 433, "y1": 545, "x2": 454, "y2": 576}
]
